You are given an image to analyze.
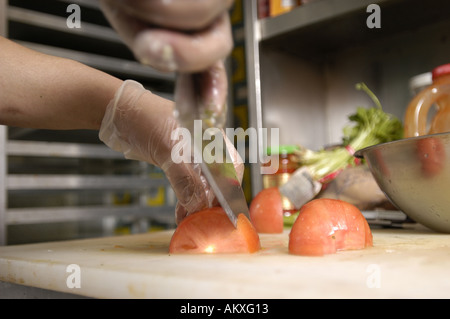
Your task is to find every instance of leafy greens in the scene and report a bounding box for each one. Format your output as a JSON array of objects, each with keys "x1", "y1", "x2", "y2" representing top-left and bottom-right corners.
[{"x1": 295, "y1": 83, "x2": 404, "y2": 181}]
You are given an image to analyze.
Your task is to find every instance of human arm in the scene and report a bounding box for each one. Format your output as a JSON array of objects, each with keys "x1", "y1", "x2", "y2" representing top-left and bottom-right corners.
[
  {"x1": 0, "y1": 36, "x2": 122, "y2": 130},
  {"x1": 0, "y1": 37, "x2": 242, "y2": 222}
]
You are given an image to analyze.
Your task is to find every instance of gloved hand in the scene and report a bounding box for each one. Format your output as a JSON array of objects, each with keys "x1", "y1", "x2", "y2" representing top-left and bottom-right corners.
[
  {"x1": 99, "y1": 0, "x2": 234, "y2": 73},
  {"x1": 99, "y1": 80, "x2": 243, "y2": 224},
  {"x1": 99, "y1": 1, "x2": 238, "y2": 222},
  {"x1": 99, "y1": 0, "x2": 234, "y2": 128}
]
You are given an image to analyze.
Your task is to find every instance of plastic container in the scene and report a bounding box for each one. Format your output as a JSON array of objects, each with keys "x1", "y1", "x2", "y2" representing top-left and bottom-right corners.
[
  {"x1": 404, "y1": 63, "x2": 450, "y2": 137},
  {"x1": 262, "y1": 145, "x2": 300, "y2": 216},
  {"x1": 408, "y1": 72, "x2": 432, "y2": 96},
  {"x1": 269, "y1": 0, "x2": 300, "y2": 17}
]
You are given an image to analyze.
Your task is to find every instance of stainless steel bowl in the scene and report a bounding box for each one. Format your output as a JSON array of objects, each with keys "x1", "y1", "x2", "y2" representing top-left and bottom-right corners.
[{"x1": 355, "y1": 132, "x2": 450, "y2": 232}]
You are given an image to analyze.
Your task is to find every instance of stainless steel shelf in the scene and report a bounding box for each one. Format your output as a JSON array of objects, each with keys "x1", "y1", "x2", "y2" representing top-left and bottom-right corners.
[
  {"x1": 258, "y1": 0, "x2": 450, "y2": 59},
  {"x1": 7, "y1": 175, "x2": 169, "y2": 191},
  {"x1": 260, "y1": 0, "x2": 384, "y2": 41},
  {"x1": 17, "y1": 41, "x2": 175, "y2": 82},
  {"x1": 8, "y1": 6, "x2": 120, "y2": 43},
  {"x1": 7, "y1": 205, "x2": 174, "y2": 225},
  {"x1": 7, "y1": 140, "x2": 123, "y2": 159},
  {"x1": 57, "y1": 0, "x2": 100, "y2": 10}
]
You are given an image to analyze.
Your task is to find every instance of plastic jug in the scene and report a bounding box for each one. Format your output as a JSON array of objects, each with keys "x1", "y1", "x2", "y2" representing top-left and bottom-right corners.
[{"x1": 404, "y1": 64, "x2": 450, "y2": 137}]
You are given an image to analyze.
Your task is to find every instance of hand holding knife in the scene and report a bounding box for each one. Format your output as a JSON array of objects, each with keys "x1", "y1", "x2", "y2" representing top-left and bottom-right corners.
[
  {"x1": 100, "y1": 0, "x2": 242, "y2": 225},
  {"x1": 174, "y1": 65, "x2": 249, "y2": 227}
]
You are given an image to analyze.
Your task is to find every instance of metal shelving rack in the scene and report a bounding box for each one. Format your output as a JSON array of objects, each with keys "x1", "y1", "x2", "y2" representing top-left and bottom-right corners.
[
  {"x1": 244, "y1": 0, "x2": 450, "y2": 196},
  {"x1": 0, "y1": 0, "x2": 177, "y2": 245}
]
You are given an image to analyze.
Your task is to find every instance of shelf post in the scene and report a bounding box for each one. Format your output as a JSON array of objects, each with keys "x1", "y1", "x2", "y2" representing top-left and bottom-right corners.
[
  {"x1": 0, "y1": 0, "x2": 7, "y2": 245},
  {"x1": 244, "y1": 0, "x2": 264, "y2": 196},
  {"x1": 0, "y1": 126, "x2": 7, "y2": 245},
  {"x1": 0, "y1": 0, "x2": 6, "y2": 37}
]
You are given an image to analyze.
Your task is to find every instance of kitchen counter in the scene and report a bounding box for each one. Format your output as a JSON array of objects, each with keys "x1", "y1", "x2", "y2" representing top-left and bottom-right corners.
[{"x1": 1, "y1": 227, "x2": 450, "y2": 299}]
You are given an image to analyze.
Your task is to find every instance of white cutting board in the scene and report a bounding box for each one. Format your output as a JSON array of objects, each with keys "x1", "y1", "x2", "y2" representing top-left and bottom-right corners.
[{"x1": 1, "y1": 227, "x2": 450, "y2": 298}]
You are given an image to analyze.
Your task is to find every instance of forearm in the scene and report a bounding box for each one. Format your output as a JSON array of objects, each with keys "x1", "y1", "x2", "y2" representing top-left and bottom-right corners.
[{"x1": 0, "y1": 37, "x2": 123, "y2": 130}]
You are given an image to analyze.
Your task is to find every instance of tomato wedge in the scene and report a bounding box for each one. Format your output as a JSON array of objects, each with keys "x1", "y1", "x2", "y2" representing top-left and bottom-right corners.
[
  {"x1": 249, "y1": 187, "x2": 284, "y2": 233},
  {"x1": 169, "y1": 207, "x2": 261, "y2": 254},
  {"x1": 289, "y1": 198, "x2": 373, "y2": 256}
]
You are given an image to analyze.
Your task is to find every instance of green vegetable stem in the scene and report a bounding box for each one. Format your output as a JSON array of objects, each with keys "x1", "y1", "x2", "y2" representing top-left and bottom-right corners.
[{"x1": 294, "y1": 83, "x2": 404, "y2": 181}]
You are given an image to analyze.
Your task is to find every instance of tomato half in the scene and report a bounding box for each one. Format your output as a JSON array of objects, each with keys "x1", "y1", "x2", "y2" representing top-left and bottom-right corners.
[
  {"x1": 169, "y1": 207, "x2": 261, "y2": 254},
  {"x1": 249, "y1": 187, "x2": 284, "y2": 233},
  {"x1": 289, "y1": 199, "x2": 373, "y2": 256}
]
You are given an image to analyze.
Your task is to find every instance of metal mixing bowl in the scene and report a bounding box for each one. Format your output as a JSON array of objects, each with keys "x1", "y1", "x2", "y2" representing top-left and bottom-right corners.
[{"x1": 355, "y1": 132, "x2": 450, "y2": 233}]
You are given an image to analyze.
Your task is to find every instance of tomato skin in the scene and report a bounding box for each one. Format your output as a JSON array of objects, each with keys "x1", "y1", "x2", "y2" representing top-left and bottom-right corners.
[
  {"x1": 289, "y1": 199, "x2": 373, "y2": 256},
  {"x1": 249, "y1": 187, "x2": 284, "y2": 234},
  {"x1": 169, "y1": 207, "x2": 261, "y2": 254},
  {"x1": 416, "y1": 137, "x2": 446, "y2": 178}
]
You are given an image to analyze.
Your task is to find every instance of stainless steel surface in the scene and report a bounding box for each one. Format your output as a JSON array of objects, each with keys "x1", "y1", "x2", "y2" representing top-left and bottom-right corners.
[
  {"x1": 197, "y1": 138, "x2": 249, "y2": 227},
  {"x1": 58, "y1": 0, "x2": 100, "y2": 10},
  {"x1": 8, "y1": 6, "x2": 120, "y2": 42},
  {"x1": 0, "y1": 0, "x2": 7, "y2": 247},
  {"x1": 7, "y1": 205, "x2": 174, "y2": 225},
  {"x1": 19, "y1": 41, "x2": 174, "y2": 83},
  {"x1": 259, "y1": 0, "x2": 450, "y2": 59},
  {"x1": 7, "y1": 140, "x2": 123, "y2": 159},
  {"x1": 260, "y1": 0, "x2": 386, "y2": 41},
  {"x1": 7, "y1": 175, "x2": 169, "y2": 191},
  {"x1": 356, "y1": 132, "x2": 450, "y2": 233},
  {"x1": 0, "y1": 0, "x2": 6, "y2": 37},
  {"x1": 244, "y1": 0, "x2": 264, "y2": 197},
  {"x1": 0, "y1": 126, "x2": 7, "y2": 246}
]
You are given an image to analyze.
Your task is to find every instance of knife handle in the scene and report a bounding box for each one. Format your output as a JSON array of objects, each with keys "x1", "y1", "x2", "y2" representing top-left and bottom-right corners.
[{"x1": 174, "y1": 67, "x2": 228, "y2": 131}]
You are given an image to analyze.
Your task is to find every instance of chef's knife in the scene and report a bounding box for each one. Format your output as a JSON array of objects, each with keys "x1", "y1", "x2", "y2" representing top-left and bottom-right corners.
[{"x1": 174, "y1": 72, "x2": 249, "y2": 227}]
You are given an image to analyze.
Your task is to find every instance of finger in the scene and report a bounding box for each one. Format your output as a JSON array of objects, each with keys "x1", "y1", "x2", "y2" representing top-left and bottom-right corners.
[
  {"x1": 172, "y1": 132, "x2": 244, "y2": 225},
  {"x1": 118, "y1": 0, "x2": 234, "y2": 31},
  {"x1": 175, "y1": 202, "x2": 187, "y2": 225},
  {"x1": 134, "y1": 13, "x2": 233, "y2": 72},
  {"x1": 101, "y1": 0, "x2": 233, "y2": 72},
  {"x1": 162, "y1": 160, "x2": 212, "y2": 215},
  {"x1": 100, "y1": 0, "x2": 144, "y2": 49}
]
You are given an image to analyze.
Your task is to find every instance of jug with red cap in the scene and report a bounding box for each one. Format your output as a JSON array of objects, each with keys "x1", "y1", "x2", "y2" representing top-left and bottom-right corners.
[{"x1": 404, "y1": 63, "x2": 450, "y2": 137}]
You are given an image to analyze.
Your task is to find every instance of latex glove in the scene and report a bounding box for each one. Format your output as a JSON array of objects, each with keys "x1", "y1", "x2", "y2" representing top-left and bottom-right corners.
[
  {"x1": 99, "y1": 0, "x2": 233, "y2": 128},
  {"x1": 99, "y1": 0, "x2": 234, "y2": 73},
  {"x1": 99, "y1": 80, "x2": 243, "y2": 224}
]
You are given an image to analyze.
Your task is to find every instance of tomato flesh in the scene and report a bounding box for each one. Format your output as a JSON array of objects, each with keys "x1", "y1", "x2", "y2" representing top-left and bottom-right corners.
[
  {"x1": 249, "y1": 187, "x2": 284, "y2": 233},
  {"x1": 289, "y1": 199, "x2": 373, "y2": 256},
  {"x1": 169, "y1": 207, "x2": 261, "y2": 254}
]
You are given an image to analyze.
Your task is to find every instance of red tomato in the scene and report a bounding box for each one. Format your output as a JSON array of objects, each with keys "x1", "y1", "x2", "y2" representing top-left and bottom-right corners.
[
  {"x1": 289, "y1": 199, "x2": 373, "y2": 256},
  {"x1": 416, "y1": 137, "x2": 446, "y2": 178},
  {"x1": 249, "y1": 187, "x2": 284, "y2": 234},
  {"x1": 169, "y1": 207, "x2": 261, "y2": 254}
]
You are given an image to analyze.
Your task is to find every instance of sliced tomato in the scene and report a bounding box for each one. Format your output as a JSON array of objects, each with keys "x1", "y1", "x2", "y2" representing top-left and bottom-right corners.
[
  {"x1": 289, "y1": 198, "x2": 373, "y2": 256},
  {"x1": 416, "y1": 137, "x2": 446, "y2": 178},
  {"x1": 169, "y1": 207, "x2": 261, "y2": 254},
  {"x1": 249, "y1": 187, "x2": 284, "y2": 234}
]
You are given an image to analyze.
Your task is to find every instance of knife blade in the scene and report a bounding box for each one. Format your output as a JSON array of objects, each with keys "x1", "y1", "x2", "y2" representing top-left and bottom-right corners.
[
  {"x1": 175, "y1": 72, "x2": 249, "y2": 227},
  {"x1": 197, "y1": 131, "x2": 249, "y2": 227}
]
